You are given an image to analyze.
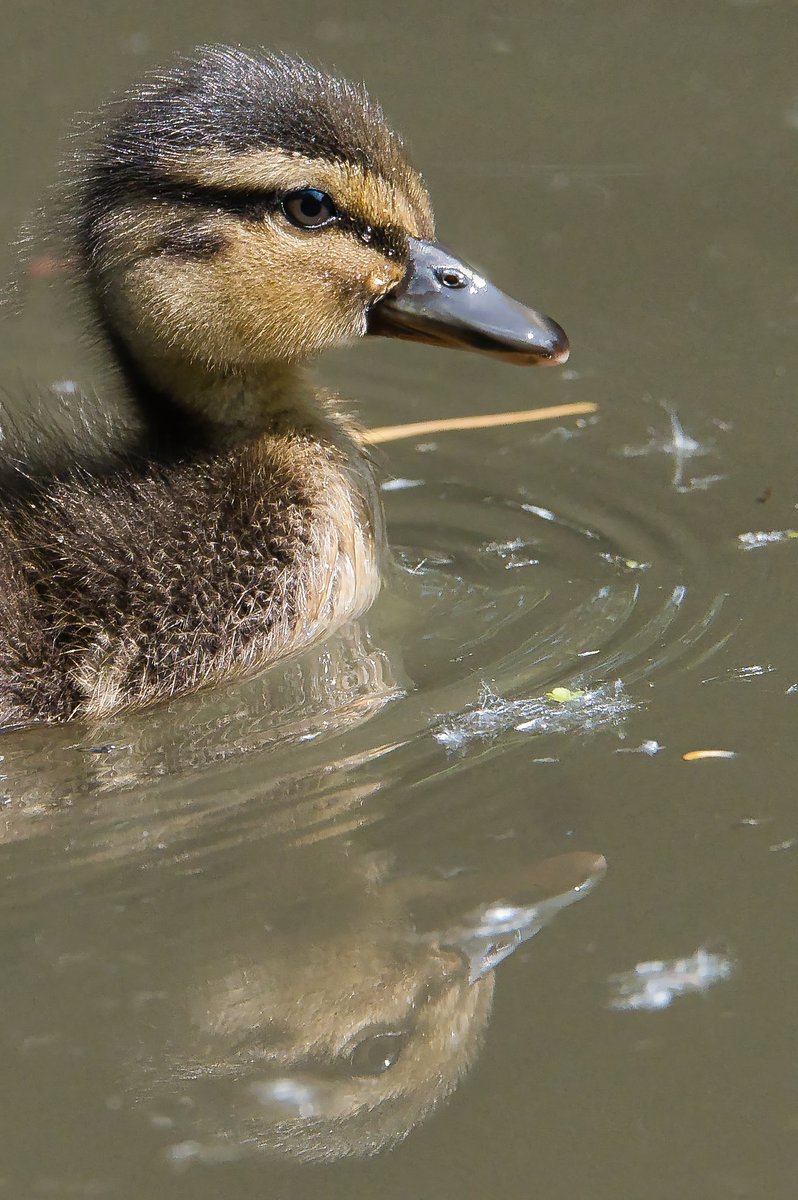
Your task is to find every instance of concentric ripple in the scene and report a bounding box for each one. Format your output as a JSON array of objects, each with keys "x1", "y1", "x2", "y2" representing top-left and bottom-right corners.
[
  {"x1": 0, "y1": 415, "x2": 736, "y2": 863},
  {"x1": 373, "y1": 431, "x2": 732, "y2": 754},
  {"x1": 0, "y1": 409, "x2": 740, "y2": 1182}
]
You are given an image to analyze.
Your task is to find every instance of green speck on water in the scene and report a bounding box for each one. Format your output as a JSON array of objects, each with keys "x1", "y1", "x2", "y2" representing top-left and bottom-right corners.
[{"x1": 547, "y1": 687, "x2": 585, "y2": 704}]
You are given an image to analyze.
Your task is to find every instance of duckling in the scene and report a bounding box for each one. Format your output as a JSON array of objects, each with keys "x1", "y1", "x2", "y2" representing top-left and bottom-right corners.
[{"x1": 0, "y1": 46, "x2": 569, "y2": 726}]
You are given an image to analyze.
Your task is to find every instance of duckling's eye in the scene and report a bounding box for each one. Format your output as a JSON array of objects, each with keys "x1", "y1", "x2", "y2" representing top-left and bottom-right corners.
[
  {"x1": 348, "y1": 1031, "x2": 406, "y2": 1076},
  {"x1": 281, "y1": 189, "x2": 338, "y2": 229}
]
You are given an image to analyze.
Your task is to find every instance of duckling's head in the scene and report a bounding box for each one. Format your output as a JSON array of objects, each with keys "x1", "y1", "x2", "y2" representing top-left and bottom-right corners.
[{"x1": 75, "y1": 47, "x2": 567, "y2": 394}]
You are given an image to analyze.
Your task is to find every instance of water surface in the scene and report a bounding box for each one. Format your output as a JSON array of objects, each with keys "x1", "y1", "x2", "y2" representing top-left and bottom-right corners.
[{"x1": 0, "y1": 2, "x2": 796, "y2": 1197}]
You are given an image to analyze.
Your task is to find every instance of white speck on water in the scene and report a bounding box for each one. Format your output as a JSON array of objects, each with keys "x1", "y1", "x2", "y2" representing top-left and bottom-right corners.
[
  {"x1": 520, "y1": 503, "x2": 557, "y2": 522},
  {"x1": 50, "y1": 379, "x2": 80, "y2": 397},
  {"x1": 381, "y1": 478, "x2": 423, "y2": 492},
  {"x1": 535, "y1": 425, "x2": 584, "y2": 443},
  {"x1": 619, "y1": 402, "x2": 716, "y2": 490},
  {"x1": 608, "y1": 947, "x2": 735, "y2": 1011},
  {"x1": 481, "y1": 537, "x2": 540, "y2": 569},
  {"x1": 768, "y1": 837, "x2": 798, "y2": 853},
  {"x1": 683, "y1": 474, "x2": 727, "y2": 492},
  {"x1": 166, "y1": 1139, "x2": 242, "y2": 1166},
  {"x1": 738, "y1": 529, "x2": 798, "y2": 550},
  {"x1": 600, "y1": 552, "x2": 651, "y2": 572},
  {"x1": 700, "y1": 664, "x2": 775, "y2": 685},
  {"x1": 483, "y1": 538, "x2": 527, "y2": 554},
  {"x1": 433, "y1": 679, "x2": 634, "y2": 750},
  {"x1": 614, "y1": 740, "x2": 663, "y2": 756}
]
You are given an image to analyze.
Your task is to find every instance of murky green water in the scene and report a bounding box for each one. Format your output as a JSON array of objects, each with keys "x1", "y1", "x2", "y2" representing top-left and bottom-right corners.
[{"x1": 0, "y1": 1, "x2": 796, "y2": 1196}]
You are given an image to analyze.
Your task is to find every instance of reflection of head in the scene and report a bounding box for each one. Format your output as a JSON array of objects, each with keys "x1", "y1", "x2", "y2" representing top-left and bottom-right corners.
[
  {"x1": 165, "y1": 943, "x2": 494, "y2": 1163},
  {"x1": 143, "y1": 852, "x2": 603, "y2": 1163}
]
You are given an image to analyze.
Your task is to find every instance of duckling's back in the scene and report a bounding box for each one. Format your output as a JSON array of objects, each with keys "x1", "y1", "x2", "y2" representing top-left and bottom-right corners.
[{"x1": 0, "y1": 429, "x2": 380, "y2": 725}]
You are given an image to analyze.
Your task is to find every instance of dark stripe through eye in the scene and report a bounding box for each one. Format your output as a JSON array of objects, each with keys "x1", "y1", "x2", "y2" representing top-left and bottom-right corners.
[{"x1": 146, "y1": 177, "x2": 407, "y2": 260}]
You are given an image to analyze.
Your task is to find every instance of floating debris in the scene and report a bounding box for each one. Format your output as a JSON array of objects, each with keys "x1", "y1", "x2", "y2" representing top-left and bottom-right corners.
[
  {"x1": 700, "y1": 664, "x2": 774, "y2": 685},
  {"x1": 680, "y1": 474, "x2": 727, "y2": 493},
  {"x1": 380, "y1": 477, "x2": 423, "y2": 492},
  {"x1": 600, "y1": 553, "x2": 651, "y2": 572},
  {"x1": 615, "y1": 740, "x2": 663, "y2": 756},
  {"x1": 483, "y1": 537, "x2": 527, "y2": 554},
  {"x1": 619, "y1": 403, "x2": 716, "y2": 491},
  {"x1": 738, "y1": 530, "x2": 798, "y2": 550},
  {"x1": 433, "y1": 680, "x2": 633, "y2": 750},
  {"x1": 520, "y1": 502, "x2": 557, "y2": 522},
  {"x1": 166, "y1": 1139, "x2": 244, "y2": 1166},
  {"x1": 546, "y1": 687, "x2": 585, "y2": 703},
  {"x1": 481, "y1": 537, "x2": 540, "y2": 569},
  {"x1": 682, "y1": 749, "x2": 737, "y2": 761},
  {"x1": 364, "y1": 403, "x2": 598, "y2": 445},
  {"x1": 515, "y1": 682, "x2": 631, "y2": 734},
  {"x1": 768, "y1": 837, "x2": 798, "y2": 854},
  {"x1": 608, "y1": 948, "x2": 735, "y2": 1011}
]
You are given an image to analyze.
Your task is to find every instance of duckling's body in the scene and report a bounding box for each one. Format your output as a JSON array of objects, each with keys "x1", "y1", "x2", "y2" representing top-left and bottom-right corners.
[
  {"x1": 0, "y1": 413, "x2": 379, "y2": 722},
  {"x1": 0, "y1": 47, "x2": 568, "y2": 726}
]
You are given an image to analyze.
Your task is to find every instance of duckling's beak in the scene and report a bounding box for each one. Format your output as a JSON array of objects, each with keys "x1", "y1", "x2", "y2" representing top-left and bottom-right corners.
[
  {"x1": 367, "y1": 237, "x2": 569, "y2": 365},
  {"x1": 412, "y1": 851, "x2": 606, "y2": 984}
]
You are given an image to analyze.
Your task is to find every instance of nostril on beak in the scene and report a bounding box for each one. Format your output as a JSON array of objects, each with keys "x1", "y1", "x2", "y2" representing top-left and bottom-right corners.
[{"x1": 434, "y1": 266, "x2": 468, "y2": 289}]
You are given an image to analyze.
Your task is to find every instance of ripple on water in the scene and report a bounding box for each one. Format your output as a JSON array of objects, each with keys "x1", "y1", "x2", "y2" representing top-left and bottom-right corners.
[
  {"x1": 377, "y1": 440, "x2": 730, "y2": 764},
  {"x1": 0, "y1": 422, "x2": 734, "y2": 850},
  {"x1": 0, "y1": 408, "x2": 739, "y2": 1179}
]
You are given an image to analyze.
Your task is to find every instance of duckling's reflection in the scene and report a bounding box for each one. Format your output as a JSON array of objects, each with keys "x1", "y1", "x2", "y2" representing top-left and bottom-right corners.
[
  {"x1": 146, "y1": 844, "x2": 604, "y2": 1164},
  {"x1": 0, "y1": 615, "x2": 403, "y2": 821},
  {"x1": 0, "y1": 609, "x2": 604, "y2": 1167}
]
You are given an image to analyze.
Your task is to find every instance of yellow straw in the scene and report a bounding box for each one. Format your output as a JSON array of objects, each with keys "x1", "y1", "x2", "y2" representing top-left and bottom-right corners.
[{"x1": 362, "y1": 401, "x2": 598, "y2": 445}]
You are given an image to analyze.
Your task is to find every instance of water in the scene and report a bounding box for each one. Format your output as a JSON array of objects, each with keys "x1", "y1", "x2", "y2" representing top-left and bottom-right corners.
[{"x1": 0, "y1": 1, "x2": 796, "y2": 1196}]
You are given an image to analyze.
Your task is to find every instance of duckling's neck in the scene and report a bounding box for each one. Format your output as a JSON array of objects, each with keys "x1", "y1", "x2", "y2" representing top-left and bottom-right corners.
[
  {"x1": 153, "y1": 356, "x2": 329, "y2": 444},
  {"x1": 115, "y1": 338, "x2": 359, "y2": 458}
]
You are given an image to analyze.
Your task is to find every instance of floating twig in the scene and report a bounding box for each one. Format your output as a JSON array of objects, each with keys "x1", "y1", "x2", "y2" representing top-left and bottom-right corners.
[
  {"x1": 682, "y1": 749, "x2": 737, "y2": 761},
  {"x1": 363, "y1": 401, "x2": 598, "y2": 445}
]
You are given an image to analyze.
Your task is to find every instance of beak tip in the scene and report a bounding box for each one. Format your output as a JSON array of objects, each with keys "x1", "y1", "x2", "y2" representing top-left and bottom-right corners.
[{"x1": 540, "y1": 323, "x2": 570, "y2": 366}]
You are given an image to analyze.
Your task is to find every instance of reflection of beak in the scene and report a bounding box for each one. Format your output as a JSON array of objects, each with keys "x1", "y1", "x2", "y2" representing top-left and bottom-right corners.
[
  {"x1": 367, "y1": 237, "x2": 569, "y2": 366},
  {"x1": 428, "y1": 851, "x2": 606, "y2": 984}
]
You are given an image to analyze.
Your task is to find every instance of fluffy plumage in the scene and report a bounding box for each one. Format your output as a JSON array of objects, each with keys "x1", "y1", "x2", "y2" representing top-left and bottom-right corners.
[
  {"x1": 0, "y1": 47, "x2": 423, "y2": 725},
  {"x1": 0, "y1": 429, "x2": 381, "y2": 723}
]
